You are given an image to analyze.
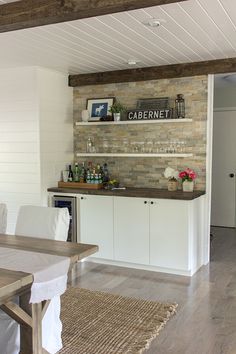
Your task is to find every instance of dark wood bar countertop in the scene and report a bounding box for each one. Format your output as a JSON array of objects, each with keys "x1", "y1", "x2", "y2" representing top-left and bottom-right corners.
[{"x1": 48, "y1": 187, "x2": 205, "y2": 200}]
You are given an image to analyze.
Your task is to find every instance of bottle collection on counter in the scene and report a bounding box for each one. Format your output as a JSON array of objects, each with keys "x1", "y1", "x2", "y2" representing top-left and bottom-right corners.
[{"x1": 62, "y1": 162, "x2": 113, "y2": 186}]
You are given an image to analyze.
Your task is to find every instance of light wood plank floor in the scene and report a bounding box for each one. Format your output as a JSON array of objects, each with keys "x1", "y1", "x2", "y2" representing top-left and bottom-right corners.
[{"x1": 70, "y1": 227, "x2": 236, "y2": 354}]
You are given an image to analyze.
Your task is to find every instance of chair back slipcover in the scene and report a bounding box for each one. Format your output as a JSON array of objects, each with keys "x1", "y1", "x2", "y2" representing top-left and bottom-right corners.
[
  {"x1": 0, "y1": 203, "x2": 7, "y2": 234},
  {"x1": 15, "y1": 205, "x2": 69, "y2": 241}
]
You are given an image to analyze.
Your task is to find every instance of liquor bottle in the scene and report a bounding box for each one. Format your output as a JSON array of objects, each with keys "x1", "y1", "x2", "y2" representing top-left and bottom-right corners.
[
  {"x1": 68, "y1": 165, "x2": 73, "y2": 182},
  {"x1": 98, "y1": 172, "x2": 102, "y2": 184},
  {"x1": 96, "y1": 164, "x2": 102, "y2": 184},
  {"x1": 86, "y1": 168, "x2": 91, "y2": 183},
  {"x1": 96, "y1": 164, "x2": 101, "y2": 173},
  {"x1": 91, "y1": 166, "x2": 96, "y2": 184},
  {"x1": 80, "y1": 162, "x2": 86, "y2": 183},
  {"x1": 102, "y1": 163, "x2": 109, "y2": 183},
  {"x1": 74, "y1": 163, "x2": 80, "y2": 182},
  {"x1": 86, "y1": 161, "x2": 92, "y2": 183},
  {"x1": 94, "y1": 173, "x2": 99, "y2": 184}
]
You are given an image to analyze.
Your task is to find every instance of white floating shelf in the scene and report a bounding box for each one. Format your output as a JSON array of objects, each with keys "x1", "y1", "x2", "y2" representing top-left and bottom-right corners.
[
  {"x1": 76, "y1": 119, "x2": 192, "y2": 126},
  {"x1": 76, "y1": 153, "x2": 193, "y2": 158}
]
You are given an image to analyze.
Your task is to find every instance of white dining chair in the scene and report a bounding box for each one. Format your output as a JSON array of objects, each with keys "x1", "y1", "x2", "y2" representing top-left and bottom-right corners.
[
  {"x1": 15, "y1": 205, "x2": 69, "y2": 241},
  {"x1": 0, "y1": 204, "x2": 16, "y2": 354},
  {"x1": 0, "y1": 205, "x2": 70, "y2": 354},
  {"x1": 0, "y1": 203, "x2": 7, "y2": 233},
  {"x1": 0, "y1": 204, "x2": 20, "y2": 354}
]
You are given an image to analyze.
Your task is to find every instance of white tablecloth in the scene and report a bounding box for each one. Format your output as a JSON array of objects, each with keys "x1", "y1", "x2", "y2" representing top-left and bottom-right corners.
[
  {"x1": 0, "y1": 246, "x2": 70, "y2": 303},
  {"x1": 0, "y1": 246, "x2": 71, "y2": 354}
]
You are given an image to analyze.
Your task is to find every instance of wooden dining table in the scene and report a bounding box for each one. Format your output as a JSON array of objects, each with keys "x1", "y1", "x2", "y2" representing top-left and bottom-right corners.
[{"x1": 0, "y1": 234, "x2": 98, "y2": 354}]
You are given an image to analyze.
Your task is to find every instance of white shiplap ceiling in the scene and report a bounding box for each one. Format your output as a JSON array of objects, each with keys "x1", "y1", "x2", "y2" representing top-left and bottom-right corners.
[{"x1": 0, "y1": 0, "x2": 236, "y2": 75}]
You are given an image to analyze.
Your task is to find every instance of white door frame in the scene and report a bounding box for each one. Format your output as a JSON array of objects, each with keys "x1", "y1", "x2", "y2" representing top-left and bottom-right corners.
[{"x1": 204, "y1": 74, "x2": 214, "y2": 264}]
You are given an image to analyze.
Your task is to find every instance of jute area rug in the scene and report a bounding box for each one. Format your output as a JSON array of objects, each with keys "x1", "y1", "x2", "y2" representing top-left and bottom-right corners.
[{"x1": 59, "y1": 287, "x2": 177, "y2": 354}]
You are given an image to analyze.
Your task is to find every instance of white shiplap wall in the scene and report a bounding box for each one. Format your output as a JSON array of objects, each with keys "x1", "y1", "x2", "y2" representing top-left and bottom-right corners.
[
  {"x1": 0, "y1": 67, "x2": 73, "y2": 233},
  {"x1": 37, "y1": 68, "x2": 73, "y2": 205},
  {"x1": 0, "y1": 67, "x2": 40, "y2": 233}
]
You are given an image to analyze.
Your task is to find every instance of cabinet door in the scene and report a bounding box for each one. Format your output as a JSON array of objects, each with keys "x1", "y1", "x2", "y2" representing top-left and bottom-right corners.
[
  {"x1": 80, "y1": 195, "x2": 113, "y2": 259},
  {"x1": 114, "y1": 197, "x2": 149, "y2": 265},
  {"x1": 150, "y1": 199, "x2": 189, "y2": 271}
]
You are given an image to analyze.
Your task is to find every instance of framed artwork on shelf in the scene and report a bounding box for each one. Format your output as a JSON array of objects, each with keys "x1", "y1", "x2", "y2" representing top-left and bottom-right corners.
[{"x1": 87, "y1": 97, "x2": 115, "y2": 121}]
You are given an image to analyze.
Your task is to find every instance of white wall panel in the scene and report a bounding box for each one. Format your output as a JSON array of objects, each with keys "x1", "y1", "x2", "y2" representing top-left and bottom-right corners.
[
  {"x1": 0, "y1": 142, "x2": 38, "y2": 153},
  {"x1": 0, "y1": 173, "x2": 40, "y2": 184},
  {"x1": 40, "y1": 142, "x2": 73, "y2": 153},
  {"x1": 0, "y1": 153, "x2": 39, "y2": 163},
  {"x1": 0, "y1": 66, "x2": 73, "y2": 232},
  {"x1": 0, "y1": 183, "x2": 40, "y2": 194},
  {"x1": 0, "y1": 132, "x2": 39, "y2": 142},
  {"x1": 0, "y1": 67, "x2": 40, "y2": 233},
  {"x1": 0, "y1": 121, "x2": 38, "y2": 132},
  {"x1": 0, "y1": 101, "x2": 38, "y2": 112},
  {"x1": 0, "y1": 111, "x2": 38, "y2": 122},
  {"x1": 37, "y1": 68, "x2": 73, "y2": 205},
  {"x1": 0, "y1": 192, "x2": 41, "y2": 205},
  {"x1": 0, "y1": 163, "x2": 38, "y2": 174}
]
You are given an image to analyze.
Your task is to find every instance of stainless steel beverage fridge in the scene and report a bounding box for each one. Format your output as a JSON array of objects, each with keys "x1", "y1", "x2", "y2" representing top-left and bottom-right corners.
[{"x1": 51, "y1": 195, "x2": 77, "y2": 243}]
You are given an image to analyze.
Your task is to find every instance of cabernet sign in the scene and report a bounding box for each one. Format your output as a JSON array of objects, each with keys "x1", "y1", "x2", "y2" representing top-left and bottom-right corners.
[{"x1": 127, "y1": 109, "x2": 172, "y2": 121}]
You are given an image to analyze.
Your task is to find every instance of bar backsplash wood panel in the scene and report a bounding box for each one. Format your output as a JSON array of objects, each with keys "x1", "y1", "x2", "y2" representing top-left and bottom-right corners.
[{"x1": 73, "y1": 76, "x2": 207, "y2": 190}]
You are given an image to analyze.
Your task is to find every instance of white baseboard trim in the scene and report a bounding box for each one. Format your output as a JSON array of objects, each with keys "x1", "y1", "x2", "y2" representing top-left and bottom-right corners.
[{"x1": 85, "y1": 257, "x2": 197, "y2": 277}]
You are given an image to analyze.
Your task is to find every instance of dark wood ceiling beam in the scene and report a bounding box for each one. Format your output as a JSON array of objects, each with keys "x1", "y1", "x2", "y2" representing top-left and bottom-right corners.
[
  {"x1": 0, "y1": 0, "x2": 187, "y2": 33},
  {"x1": 68, "y1": 58, "x2": 236, "y2": 87}
]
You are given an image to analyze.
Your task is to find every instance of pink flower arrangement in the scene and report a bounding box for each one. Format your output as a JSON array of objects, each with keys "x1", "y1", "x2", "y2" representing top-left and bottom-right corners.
[{"x1": 179, "y1": 168, "x2": 196, "y2": 182}]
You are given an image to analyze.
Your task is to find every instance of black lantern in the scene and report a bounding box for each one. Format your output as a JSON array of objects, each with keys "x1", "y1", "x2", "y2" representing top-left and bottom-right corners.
[{"x1": 175, "y1": 94, "x2": 185, "y2": 118}]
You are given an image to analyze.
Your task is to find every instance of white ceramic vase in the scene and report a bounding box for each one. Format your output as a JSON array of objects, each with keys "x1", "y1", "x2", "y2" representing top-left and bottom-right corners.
[
  {"x1": 81, "y1": 110, "x2": 90, "y2": 122},
  {"x1": 113, "y1": 113, "x2": 121, "y2": 121},
  {"x1": 182, "y1": 180, "x2": 194, "y2": 192}
]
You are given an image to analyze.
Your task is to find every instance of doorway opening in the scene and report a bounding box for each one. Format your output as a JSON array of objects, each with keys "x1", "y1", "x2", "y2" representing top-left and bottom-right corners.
[{"x1": 211, "y1": 73, "x2": 236, "y2": 229}]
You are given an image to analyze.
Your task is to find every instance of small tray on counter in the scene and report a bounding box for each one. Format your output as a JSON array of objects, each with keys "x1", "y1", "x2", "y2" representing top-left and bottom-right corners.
[{"x1": 58, "y1": 181, "x2": 103, "y2": 189}]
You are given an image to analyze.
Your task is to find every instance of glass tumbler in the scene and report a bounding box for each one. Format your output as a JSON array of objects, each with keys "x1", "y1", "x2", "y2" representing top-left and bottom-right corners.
[
  {"x1": 123, "y1": 138, "x2": 129, "y2": 153},
  {"x1": 146, "y1": 140, "x2": 154, "y2": 153}
]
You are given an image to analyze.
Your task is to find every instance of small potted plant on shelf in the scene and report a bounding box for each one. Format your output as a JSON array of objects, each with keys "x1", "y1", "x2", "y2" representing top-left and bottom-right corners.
[
  {"x1": 164, "y1": 167, "x2": 179, "y2": 191},
  {"x1": 179, "y1": 168, "x2": 196, "y2": 192},
  {"x1": 109, "y1": 101, "x2": 126, "y2": 121}
]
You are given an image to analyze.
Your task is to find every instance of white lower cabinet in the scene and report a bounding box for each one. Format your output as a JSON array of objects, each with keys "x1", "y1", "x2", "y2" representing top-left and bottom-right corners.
[
  {"x1": 78, "y1": 193, "x2": 204, "y2": 276},
  {"x1": 149, "y1": 199, "x2": 189, "y2": 271},
  {"x1": 114, "y1": 197, "x2": 149, "y2": 265},
  {"x1": 79, "y1": 194, "x2": 114, "y2": 259}
]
